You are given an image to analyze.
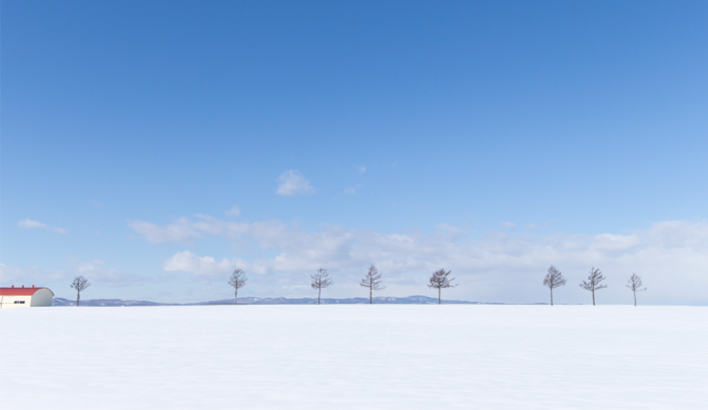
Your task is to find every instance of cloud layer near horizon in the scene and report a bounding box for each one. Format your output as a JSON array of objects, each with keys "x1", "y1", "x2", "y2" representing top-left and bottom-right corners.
[
  {"x1": 0, "y1": 258, "x2": 147, "y2": 289},
  {"x1": 128, "y1": 215, "x2": 708, "y2": 305}
]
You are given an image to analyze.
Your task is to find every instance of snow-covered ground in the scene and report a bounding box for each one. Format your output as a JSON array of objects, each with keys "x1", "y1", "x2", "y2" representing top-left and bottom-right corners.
[{"x1": 1, "y1": 305, "x2": 706, "y2": 409}]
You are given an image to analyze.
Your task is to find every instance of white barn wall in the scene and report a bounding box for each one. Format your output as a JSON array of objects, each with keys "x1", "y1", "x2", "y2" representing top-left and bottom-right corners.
[
  {"x1": 0, "y1": 295, "x2": 32, "y2": 308},
  {"x1": 29, "y1": 289, "x2": 54, "y2": 307}
]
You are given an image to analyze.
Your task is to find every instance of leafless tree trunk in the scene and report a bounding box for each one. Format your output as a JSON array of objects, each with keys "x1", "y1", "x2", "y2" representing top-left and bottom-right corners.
[
  {"x1": 228, "y1": 269, "x2": 247, "y2": 305},
  {"x1": 626, "y1": 273, "x2": 647, "y2": 306},
  {"x1": 579, "y1": 267, "x2": 607, "y2": 306},
  {"x1": 360, "y1": 264, "x2": 384, "y2": 304},
  {"x1": 428, "y1": 269, "x2": 458, "y2": 304},
  {"x1": 311, "y1": 268, "x2": 333, "y2": 305},
  {"x1": 543, "y1": 265, "x2": 567, "y2": 306},
  {"x1": 70, "y1": 276, "x2": 91, "y2": 307}
]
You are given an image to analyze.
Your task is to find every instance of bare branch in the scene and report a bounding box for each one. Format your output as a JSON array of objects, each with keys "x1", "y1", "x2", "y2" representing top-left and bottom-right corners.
[
  {"x1": 626, "y1": 273, "x2": 646, "y2": 292},
  {"x1": 311, "y1": 268, "x2": 333, "y2": 290},
  {"x1": 228, "y1": 268, "x2": 247, "y2": 305},
  {"x1": 427, "y1": 269, "x2": 458, "y2": 290},
  {"x1": 311, "y1": 268, "x2": 333, "y2": 305},
  {"x1": 579, "y1": 267, "x2": 607, "y2": 306},
  {"x1": 71, "y1": 276, "x2": 91, "y2": 292},
  {"x1": 228, "y1": 268, "x2": 247, "y2": 290},
  {"x1": 626, "y1": 273, "x2": 647, "y2": 306},
  {"x1": 70, "y1": 275, "x2": 91, "y2": 307},
  {"x1": 360, "y1": 264, "x2": 384, "y2": 304},
  {"x1": 543, "y1": 265, "x2": 566, "y2": 290},
  {"x1": 360, "y1": 264, "x2": 384, "y2": 291},
  {"x1": 543, "y1": 265, "x2": 566, "y2": 306},
  {"x1": 428, "y1": 269, "x2": 457, "y2": 304}
]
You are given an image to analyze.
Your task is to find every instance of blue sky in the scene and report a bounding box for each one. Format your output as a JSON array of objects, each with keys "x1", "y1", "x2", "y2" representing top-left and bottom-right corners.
[{"x1": 2, "y1": 0, "x2": 707, "y2": 304}]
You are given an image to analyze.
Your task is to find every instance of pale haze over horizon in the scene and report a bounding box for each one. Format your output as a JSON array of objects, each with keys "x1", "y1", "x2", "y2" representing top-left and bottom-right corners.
[{"x1": 2, "y1": 1, "x2": 707, "y2": 305}]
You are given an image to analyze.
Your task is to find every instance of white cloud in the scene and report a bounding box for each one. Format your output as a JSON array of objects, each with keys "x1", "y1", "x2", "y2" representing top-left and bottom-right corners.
[
  {"x1": 18, "y1": 219, "x2": 66, "y2": 234},
  {"x1": 131, "y1": 216, "x2": 708, "y2": 304},
  {"x1": 358, "y1": 166, "x2": 367, "y2": 174},
  {"x1": 127, "y1": 218, "x2": 200, "y2": 244},
  {"x1": 65, "y1": 258, "x2": 147, "y2": 287},
  {"x1": 164, "y1": 251, "x2": 243, "y2": 277},
  {"x1": 592, "y1": 233, "x2": 640, "y2": 251},
  {"x1": 501, "y1": 221, "x2": 516, "y2": 229},
  {"x1": 225, "y1": 206, "x2": 241, "y2": 217},
  {"x1": 18, "y1": 219, "x2": 48, "y2": 229},
  {"x1": 73, "y1": 259, "x2": 106, "y2": 273},
  {"x1": 276, "y1": 170, "x2": 314, "y2": 196}
]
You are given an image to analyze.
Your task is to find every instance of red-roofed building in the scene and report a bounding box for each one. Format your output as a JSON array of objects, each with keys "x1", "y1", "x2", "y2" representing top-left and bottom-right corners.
[{"x1": 0, "y1": 286, "x2": 54, "y2": 308}]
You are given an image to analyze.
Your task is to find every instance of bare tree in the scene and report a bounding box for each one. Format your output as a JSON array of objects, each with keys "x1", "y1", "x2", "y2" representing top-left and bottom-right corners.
[
  {"x1": 360, "y1": 264, "x2": 384, "y2": 304},
  {"x1": 70, "y1": 276, "x2": 91, "y2": 307},
  {"x1": 311, "y1": 268, "x2": 333, "y2": 305},
  {"x1": 579, "y1": 267, "x2": 607, "y2": 306},
  {"x1": 543, "y1": 265, "x2": 567, "y2": 306},
  {"x1": 428, "y1": 269, "x2": 458, "y2": 304},
  {"x1": 228, "y1": 268, "x2": 247, "y2": 305},
  {"x1": 626, "y1": 273, "x2": 647, "y2": 306}
]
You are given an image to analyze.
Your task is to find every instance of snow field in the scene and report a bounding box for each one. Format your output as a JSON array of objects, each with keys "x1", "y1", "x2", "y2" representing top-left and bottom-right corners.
[{"x1": 1, "y1": 305, "x2": 706, "y2": 409}]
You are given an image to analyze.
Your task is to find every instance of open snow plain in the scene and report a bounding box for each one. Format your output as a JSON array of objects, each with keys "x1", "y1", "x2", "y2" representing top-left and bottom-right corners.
[{"x1": 1, "y1": 305, "x2": 706, "y2": 409}]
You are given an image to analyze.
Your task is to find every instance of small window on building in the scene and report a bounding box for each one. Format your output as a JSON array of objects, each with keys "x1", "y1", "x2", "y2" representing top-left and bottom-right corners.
[{"x1": 14, "y1": 300, "x2": 26, "y2": 304}]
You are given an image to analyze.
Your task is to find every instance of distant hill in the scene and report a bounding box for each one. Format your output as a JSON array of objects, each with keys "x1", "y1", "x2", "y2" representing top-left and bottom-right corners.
[{"x1": 52, "y1": 295, "x2": 497, "y2": 307}]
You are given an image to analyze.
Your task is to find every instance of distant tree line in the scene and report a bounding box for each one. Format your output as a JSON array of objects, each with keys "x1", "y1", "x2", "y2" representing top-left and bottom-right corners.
[
  {"x1": 223, "y1": 263, "x2": 459, "y2": 305},
  {"x1": 67, "y1": 264, "x2": 648, "y2": 307},
  {"x1": 543, "y1": 266, "x2": 647, "y2": 306},
  {"x1": 221, "y1": 264, "x2": 645, "y2": 306}
]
